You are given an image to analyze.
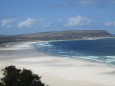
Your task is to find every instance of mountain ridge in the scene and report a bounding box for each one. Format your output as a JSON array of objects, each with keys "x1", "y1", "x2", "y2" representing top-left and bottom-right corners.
[{"x1": 0, "y1": 30, "x2": 112, "y2": 43}]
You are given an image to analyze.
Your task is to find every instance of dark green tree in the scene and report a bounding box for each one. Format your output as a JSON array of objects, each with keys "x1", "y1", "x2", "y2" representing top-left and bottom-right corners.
[{"x1": 0, "y1": 65, "x2": 46, "y2": 86}]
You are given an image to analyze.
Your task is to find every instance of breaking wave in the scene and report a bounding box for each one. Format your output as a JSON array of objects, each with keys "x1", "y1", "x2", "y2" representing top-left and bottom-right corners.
[{"x1": 34, "y1": 39, "x2": 115, "y2": 66}]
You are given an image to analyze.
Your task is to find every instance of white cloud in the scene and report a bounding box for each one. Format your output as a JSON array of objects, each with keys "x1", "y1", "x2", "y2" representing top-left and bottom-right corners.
[
  {"x1": 65, "y1": 16, "x2": 92, "y2": 27},
  {"x1": 18, "y1": 18, "x2": 37, "y2": 28},
  {"x1": 1, "y1": 18, "x2": 15, "y2": 28},
  {"x1": 105, "y1": 21, "x2": 115, "y2": 27}
]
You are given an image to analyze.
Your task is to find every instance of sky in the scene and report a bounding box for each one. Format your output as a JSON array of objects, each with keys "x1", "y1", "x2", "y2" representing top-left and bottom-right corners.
[{"x1": 0, "y1": 0, "x2": 115, "y2": 35}]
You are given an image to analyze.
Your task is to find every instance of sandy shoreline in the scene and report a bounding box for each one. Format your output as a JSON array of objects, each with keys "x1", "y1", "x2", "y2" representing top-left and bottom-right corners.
[{"x1": 0, "y1": 41, "x2": 115, "y2": 86}]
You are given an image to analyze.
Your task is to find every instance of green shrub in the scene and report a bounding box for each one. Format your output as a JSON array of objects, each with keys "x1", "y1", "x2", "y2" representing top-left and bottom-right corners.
[{"x1": 0, "y1": 65, "x2": 47, "y2": 86}]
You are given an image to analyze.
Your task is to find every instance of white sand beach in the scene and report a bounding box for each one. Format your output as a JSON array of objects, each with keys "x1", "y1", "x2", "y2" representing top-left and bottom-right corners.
[{"x1": 0, "y1": 41, "x2": 115, "y2": 86}]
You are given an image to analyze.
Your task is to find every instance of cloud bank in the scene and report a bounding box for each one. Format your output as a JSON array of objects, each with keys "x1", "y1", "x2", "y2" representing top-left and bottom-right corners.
[{"x1": 0, "y1": 16, "x2": 114, "y2": 31}]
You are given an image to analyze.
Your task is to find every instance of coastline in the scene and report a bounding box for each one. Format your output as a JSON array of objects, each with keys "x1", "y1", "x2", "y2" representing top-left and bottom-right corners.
[
  {"x1": 41, "y1": 36, "x2": 115, "y2": 43},
  {"x1": 0, "y1": 41, "x2": 115, "y2": 86}
]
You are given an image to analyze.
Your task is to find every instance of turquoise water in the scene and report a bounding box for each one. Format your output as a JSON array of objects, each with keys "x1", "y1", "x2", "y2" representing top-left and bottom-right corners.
[{"x1": 34, "y1": 38, "x2": 115, "y2": 66}]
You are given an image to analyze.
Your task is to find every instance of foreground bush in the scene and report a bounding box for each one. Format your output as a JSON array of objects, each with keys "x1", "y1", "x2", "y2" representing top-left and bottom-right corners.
[{"x1": 0, "y1": 65, "x2": 47, "y2": 86}]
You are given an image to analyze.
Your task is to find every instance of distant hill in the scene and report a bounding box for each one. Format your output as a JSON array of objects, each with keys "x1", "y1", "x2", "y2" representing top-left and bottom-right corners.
[
  {"x1": 0, "y1": 30, "x2": 111, "y2": 43},
  {"x1": 16, "y1": 30, "x2": 111, "y2": 40}
]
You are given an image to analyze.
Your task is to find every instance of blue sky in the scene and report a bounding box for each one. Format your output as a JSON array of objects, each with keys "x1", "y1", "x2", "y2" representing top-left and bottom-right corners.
[{"x1": 0, "y1": 0, "x2": 115, "y2": 35}]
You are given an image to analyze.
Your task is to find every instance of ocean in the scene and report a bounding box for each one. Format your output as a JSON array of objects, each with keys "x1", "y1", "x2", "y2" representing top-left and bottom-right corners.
[{"x1": 34, "y1": 38, "x2": 115, "y2": 66}]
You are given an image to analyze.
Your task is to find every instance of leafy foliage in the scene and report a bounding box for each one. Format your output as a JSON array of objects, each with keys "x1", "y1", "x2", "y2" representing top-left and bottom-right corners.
[{"x1": 0, "y1": 65, "x2": 46, "y2": 86}]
